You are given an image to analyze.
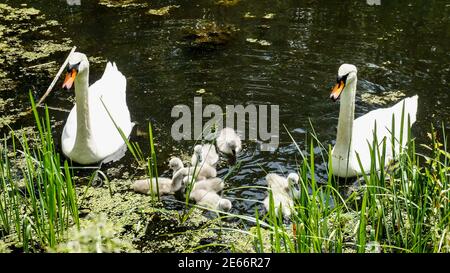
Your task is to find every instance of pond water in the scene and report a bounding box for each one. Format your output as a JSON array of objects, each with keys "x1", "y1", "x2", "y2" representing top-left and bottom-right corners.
[{"x1": 1, "y1": 0, "x2": 449, "y2": 217}]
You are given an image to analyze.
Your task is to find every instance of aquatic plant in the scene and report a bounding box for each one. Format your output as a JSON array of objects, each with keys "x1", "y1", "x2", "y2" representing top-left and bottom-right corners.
[
  {"x1": 0, "y1": 94, "x2": 80, "y2": 251},
  {"x1": 243, "y1": 117, "x2": 450, "y2": 253},
  {"x1": 53, "y1": 214, "x2": 132, "y2": 253}
]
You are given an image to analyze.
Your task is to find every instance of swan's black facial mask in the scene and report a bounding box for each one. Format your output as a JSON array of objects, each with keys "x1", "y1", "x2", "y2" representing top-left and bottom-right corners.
[
  {"x1": 62, "y1": 62, "x2": 80, "y2": 90},
  {"x1": 330, "y1": 73, "x2": 348, "y2": 102}
]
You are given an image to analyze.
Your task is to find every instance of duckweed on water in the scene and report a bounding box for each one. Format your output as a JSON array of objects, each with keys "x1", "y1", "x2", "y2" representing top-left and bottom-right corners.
[
  {"x1": 361, "y1": 90, "x2": 407, "y2": 106},
  {"x1": 148, "y1": 5, "x2": 180, "y2": 16},
  {"x1": 77, "y1": 177, "x2": 247, "y2": 253},
  {"x1": 98, "y1": 0, "x2": 148, "y2": 8},
  {"x1": 182, "y1": 21, "x2": 239, "y2": 49},
  {"x1": 0, "y1": 3, "x2": 72, "y2": 128},
  {"x1": 53, "y1": 214, "x2": 133, "y2": 253},
  {"x1": 0, "y1": 4, "x2": 71, "y2": 69}
]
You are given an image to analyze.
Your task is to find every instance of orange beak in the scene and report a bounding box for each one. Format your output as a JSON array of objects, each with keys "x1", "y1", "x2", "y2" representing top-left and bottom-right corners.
[
  {"x1": 330, "y1": 80, "x2": 345, "y2": 101},
  {"x1": 62, "y1": 69, "x2": 77, "y2": 90}
]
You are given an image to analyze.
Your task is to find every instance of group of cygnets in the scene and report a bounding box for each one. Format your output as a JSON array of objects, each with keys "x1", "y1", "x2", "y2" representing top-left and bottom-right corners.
[
  {"x1": 132, "y1": 127, "x2": 301, "y2": 217},
  {"x1": 132, "y1": 127, "x2": 242, "y2": 211}
]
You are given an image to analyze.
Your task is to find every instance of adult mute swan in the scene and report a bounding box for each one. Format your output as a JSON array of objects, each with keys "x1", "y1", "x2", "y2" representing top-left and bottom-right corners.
[
  {"x1": 330, "y1": 64, "x2": 418, "y2": 177},
  {"x1": 61, "y1": 52, "x2": 133, "y2": 164},
  {"x1": 263, "y1": 173, "x2": 299, "y2": 218},
  {"x1": 216, "y1": 127, "x2": 242, "y2": 156}
]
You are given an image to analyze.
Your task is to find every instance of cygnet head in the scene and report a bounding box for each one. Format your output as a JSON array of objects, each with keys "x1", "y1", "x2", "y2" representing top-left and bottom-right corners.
[
  {"x1": 218, "y1": 199, "x2": 232, "y2": 211},
  {"x1": 330, "y1": 64, "x2": 358, "y2": 102},
  {"x1": 228, "y1": 139, "x2": 240, "y2": 156},
  {"x1": 287, "y1": 173, "x2": 299, "y2": 185},
  {"x1": 193, "y1": 145, "x2": 203, "y2": 161},
  {"x1": 169, "y1": 157, "x2": 183, "y2": 172},
  {"x1": 62, "y1": 52, "x2": 89, "y2": 90}
]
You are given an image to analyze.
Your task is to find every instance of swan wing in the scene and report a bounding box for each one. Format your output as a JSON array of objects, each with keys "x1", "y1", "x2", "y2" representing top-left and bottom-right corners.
[
  {"x1": 61, "y1": 105, "x2": 77, "y2": 156},
  {"x1": 88, "y1": 62, "x2": 133, "y2": 159},
  {"x1": 352, "y1": 95, "x2": 418, "y2": 168}
]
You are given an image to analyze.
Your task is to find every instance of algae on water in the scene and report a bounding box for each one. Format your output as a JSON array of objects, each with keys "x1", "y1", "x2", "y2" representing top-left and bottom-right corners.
[
  {"x1": 361, "y1": 90, "x2": 407, "y2": 105},
  {"x1": 182, "y1": 20, "x2": 239, "y2": 49},
  {"x1": 98, "y1": 0, "x2": 148, "y2": 8},
  {"x1": 53, "y1": 214, "x2": 134, "y2": 253},
  {"x1": 0, "y1": 3, "x2": 72, "y2": 129},
  {"x1": 148, "y1": 5, "x2": 180, "y2": 16}
]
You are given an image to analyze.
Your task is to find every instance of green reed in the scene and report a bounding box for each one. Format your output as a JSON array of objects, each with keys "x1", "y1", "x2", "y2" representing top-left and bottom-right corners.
[
  {"x1": 101, "y1": 97, "x2": 160, "y2": 203},
  {"x1": 237, "y1": 108, "x2": 449, "y2": 253},
  {"x1": 0, "y1": 94, "x2": 80, "y2": 251}
]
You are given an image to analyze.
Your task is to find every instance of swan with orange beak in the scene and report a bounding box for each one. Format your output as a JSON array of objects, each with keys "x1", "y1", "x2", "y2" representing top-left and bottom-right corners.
[
  {"x1": 329, "y1": 64, "x2": 418, "y2": 177},
  {"x1": 61, "y1": 52, "x2": 133, "y2": 164}
]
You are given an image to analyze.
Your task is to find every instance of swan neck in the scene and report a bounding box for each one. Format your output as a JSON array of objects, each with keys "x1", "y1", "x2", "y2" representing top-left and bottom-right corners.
[
  {"x1": 335, "y1": 77, "x2": 357, "y2": 156},
  {"x1": 73, "y1": 69, "x2": 92, "y2": 147}
]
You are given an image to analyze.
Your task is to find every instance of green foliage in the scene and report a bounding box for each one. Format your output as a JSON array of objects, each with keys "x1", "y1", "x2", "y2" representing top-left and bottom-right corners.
[
  {"x1": 53, "y1": 214, "x2": 132, "y2": 253},
  {"x1": 249, "y1": 118, "x2": 449, "y2": 253},
  {"x1": 0, "y1": 93, "x2": 80, "y2": 251}
]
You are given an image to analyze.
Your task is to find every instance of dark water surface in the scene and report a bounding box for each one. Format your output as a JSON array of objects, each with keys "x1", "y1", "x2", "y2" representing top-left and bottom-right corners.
[{"x1": 2, "y1": 0, "x2": 449, "y2": 216}]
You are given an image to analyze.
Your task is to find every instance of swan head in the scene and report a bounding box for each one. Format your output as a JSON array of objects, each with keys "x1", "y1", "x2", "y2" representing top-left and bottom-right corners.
[
  {"x1": 169, "y1": 157, "x2": 183, "y2": 172},
  {"x1": 330, "y1": 64, "x2": 358, "y2": 101},
  {"x1": 62, "y1": 52, "x2": 89, "y2": 90}
]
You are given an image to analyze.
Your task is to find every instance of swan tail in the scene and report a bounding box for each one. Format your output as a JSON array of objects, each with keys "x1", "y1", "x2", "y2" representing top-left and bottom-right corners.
[{"x1": 102, "y1": 61, "x2": 127, "y2": 100}]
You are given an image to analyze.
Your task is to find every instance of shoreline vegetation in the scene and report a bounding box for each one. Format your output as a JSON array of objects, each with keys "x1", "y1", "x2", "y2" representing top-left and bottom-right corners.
[{"x1": 0, "y1": 95, "x2": 448, "y2": 253}]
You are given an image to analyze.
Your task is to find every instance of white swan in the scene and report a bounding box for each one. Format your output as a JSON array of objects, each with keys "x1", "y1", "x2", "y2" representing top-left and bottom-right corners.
[
  {"x1": 263, "y1": 173, "x2": 299, "y2": 218},
  {"x1": 61, "y1": 52, "x2": 133, "y2": 164},
  {"x1": 191, "y1": 144, "x2": 219, "y2": 167},
  {"x1": 330, "y1": 64, "x2": 418, "y2": 177},
  {"x1": 190, "y1": 189, "x2": 232, "y2": 211},
  {"x1": 216, "y1": 127, "x2": 242, "y2": 156},
  {"x1": 132, "y1": 177, "x2": 173, "y2": 196}
]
